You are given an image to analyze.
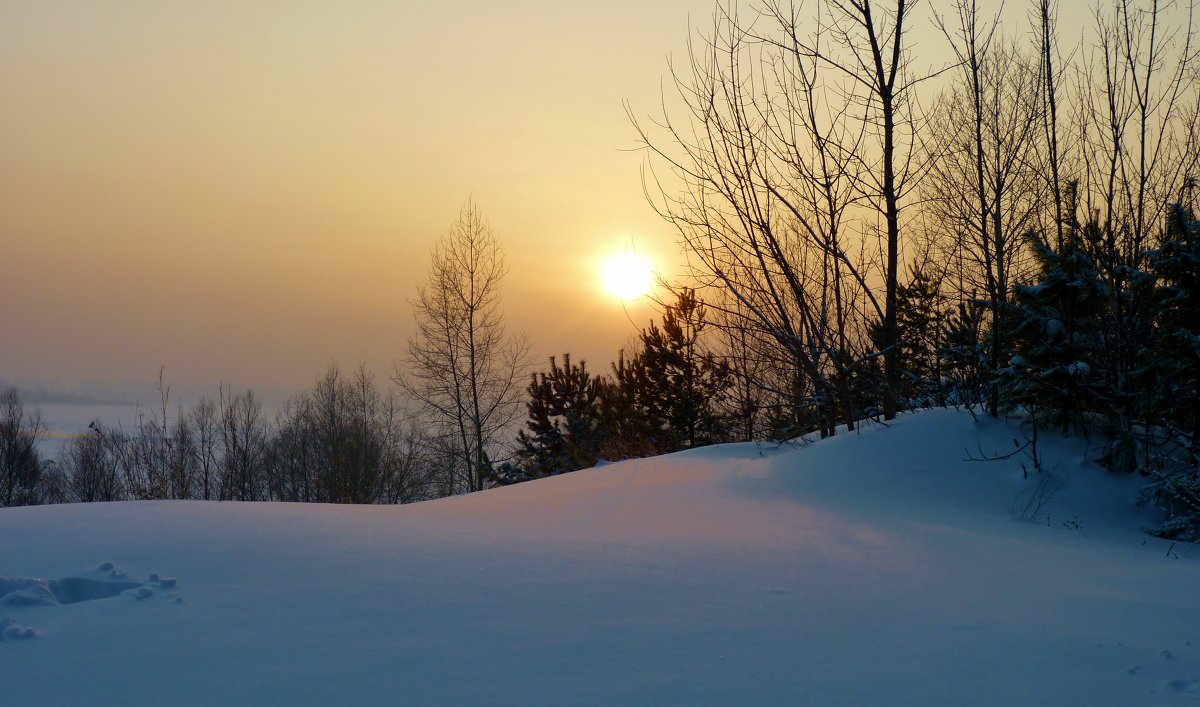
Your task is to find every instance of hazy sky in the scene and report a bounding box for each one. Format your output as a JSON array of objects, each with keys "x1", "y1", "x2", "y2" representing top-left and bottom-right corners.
[
  {"x1": 1, "y1": 0, "x2": 718, "y2": 401},
  {"x1": 2, "y1": 1, "x2": 1075, "y2": 406}
]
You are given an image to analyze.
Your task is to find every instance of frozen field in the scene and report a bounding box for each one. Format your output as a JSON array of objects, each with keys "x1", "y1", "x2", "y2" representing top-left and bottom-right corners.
[{"x1": 1, "y1": 409, "x2": 1197, "y2": 705}]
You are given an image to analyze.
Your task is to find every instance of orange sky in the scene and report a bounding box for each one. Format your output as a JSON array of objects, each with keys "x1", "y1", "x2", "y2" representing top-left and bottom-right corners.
[
  {"x1": 1, "y1": 1, "x2": 1074, "y2": 403},
  {"x1": 0, "y1": 1, "x2": 719, "y2": 398}
]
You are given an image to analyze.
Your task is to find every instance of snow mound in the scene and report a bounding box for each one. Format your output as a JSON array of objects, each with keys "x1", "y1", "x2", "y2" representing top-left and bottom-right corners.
[
  {"x1": 0, "y1": 576, "x2": 144, "y2": 607},
  {"x1": 0, "y1": 617, "x2": 39, "y2": 640},
  {"x1": 0, "y1": 408, "x2": 1196, "y2": 705}
]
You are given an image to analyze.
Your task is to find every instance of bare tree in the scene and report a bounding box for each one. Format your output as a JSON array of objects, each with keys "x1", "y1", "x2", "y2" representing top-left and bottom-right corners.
[
  {"x1": 190, "y1": 396, "x2": 220, "y2": 500},
  {"x1": 123, "y1": 370, "x2": 194, "y2": 500},
  {"x1": 926, "y1": 1, "x2": 1044, "y2": 415},
  {"x1": 219, "y1": 386, "x2": 268, "y2": 501},
  {"x1": 823, "y1": 0, "x2": 924, "y2": 420},
  {"x1": 632, "y1": 0, "x2": 924, "y2": 431},
  {"x1": 271, "y1": 364, "x2": 421, "y2": 504},
  {"x1": 395, "y1": 200, "x2": 530, "y2": 492},
  {"x1": 1034, "y1": 0, "x2": 1069, "y2": 250},
  {"x1": 380, "y1": 419, "x2": 436, "y2": 503},
  {"x1": 0, "y1": 387, "x2": 43, "y2": 506},
  {"x1": 707, "y1": 295, "x2": 773, "y2": 440},
  {"x1": 1074, "y1": 0, "x2": 1200, "y2": 265},
  {"x1": 60, "y1": 423, "x2": 127, "y2": 503}
]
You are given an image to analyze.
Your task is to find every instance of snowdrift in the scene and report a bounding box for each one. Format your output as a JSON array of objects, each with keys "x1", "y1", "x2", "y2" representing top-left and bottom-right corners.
[{"x1": 1, "y1": 409, "x2": 1197, "y2": 705}]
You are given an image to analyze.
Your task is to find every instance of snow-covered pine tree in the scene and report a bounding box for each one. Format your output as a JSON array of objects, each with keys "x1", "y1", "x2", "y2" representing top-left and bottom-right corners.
[
  {"x1": 1142, "y1": 204, "x2": 1200, "y2": 538},
  {"x1": 1003, "y1": 228, "x2": 1108, "y2": 434},
  {"x1": 1076, "y1": 212, "x2": 1159, "y2": 473},
  {"x1": 1148, "y1": 205, "x2": 1200, "y2": 459},
  {"x1": 940, "y1": 301, "x2": 988, "y2": 410}
]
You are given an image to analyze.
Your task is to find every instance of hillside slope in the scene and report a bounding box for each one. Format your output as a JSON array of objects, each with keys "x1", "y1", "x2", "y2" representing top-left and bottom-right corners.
[{"x1": 1, "y1": 409, "x2": 1197, "y2": 705}]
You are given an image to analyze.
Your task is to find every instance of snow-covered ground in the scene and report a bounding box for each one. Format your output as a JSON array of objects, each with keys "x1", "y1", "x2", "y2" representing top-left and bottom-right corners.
[{"x1": 2, "y1": 409, "x2": 1197, "y2": 705}]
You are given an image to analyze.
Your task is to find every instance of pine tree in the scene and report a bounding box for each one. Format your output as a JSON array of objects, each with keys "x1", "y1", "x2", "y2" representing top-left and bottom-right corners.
[
  {"x1": 1147, "y1": 205, "x2": 1200, "y2": 461},
  {"x1": 1075, "y1": 208, "x2": 1159, "y2": 473},
  {"x1": 503, "y1": 355, "x2": 605, "y2": 482},
  {"x1": 633, "y1": 289, "x2": 730, "y2": 450},
  {"x1": 894, "y1": 266, "x2": 948, "y2": 408},
  {"x1": 1004, "y1": 228, "x2": 1108, "y2": 434},
  {"x1": 940, "y1": 301, "x2": 988, "y2": 409},
  {"x1": 598, "y1": 350, "x2": 663, "y2": 460},
  {"x1": 1141, "y1": 204, "x2": 1200, "y2": 538}
]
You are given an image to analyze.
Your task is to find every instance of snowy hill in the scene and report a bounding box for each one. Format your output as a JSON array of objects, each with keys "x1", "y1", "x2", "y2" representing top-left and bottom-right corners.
[{"x1": 1, "y1": 409, "x2": 1198, "y2": 705}]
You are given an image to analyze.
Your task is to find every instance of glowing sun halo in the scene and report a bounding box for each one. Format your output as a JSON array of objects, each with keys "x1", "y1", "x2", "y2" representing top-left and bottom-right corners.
[{"x1": 602, "y1": 252, "x2": 654, "y2": 300}]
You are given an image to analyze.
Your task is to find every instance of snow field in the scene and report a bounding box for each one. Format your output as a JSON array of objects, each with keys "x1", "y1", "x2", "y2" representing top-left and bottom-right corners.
[{"x1": 1, "y1": 409, "x2": 1197, "y2": 705}]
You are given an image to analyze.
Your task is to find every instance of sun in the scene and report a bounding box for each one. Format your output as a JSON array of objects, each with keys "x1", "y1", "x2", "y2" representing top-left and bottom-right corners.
[{"x1": 601, "y1": 252, "x2": 654, "y2": 300}]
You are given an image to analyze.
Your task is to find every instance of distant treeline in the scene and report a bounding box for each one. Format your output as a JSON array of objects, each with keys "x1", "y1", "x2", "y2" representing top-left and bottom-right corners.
[
  {"x1": 0, "y1": 288, "x2": 759, "y2": 507},
  {"x1": 1, "y1": 369, "x2": 436, "y2": 506}
]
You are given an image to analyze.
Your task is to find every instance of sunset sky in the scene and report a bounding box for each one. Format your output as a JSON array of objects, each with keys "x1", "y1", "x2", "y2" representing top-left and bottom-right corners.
[
  {"x1": 1, "y1": 1, "x2": 720, "y2": 403},
  {"x1": 1, "y1": 1, "x2": 1065, "y2": 407}
]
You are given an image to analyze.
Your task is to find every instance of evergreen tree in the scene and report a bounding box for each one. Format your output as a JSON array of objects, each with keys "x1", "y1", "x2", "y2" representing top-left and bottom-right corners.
[
  {"x1": 1147, "y1": 205, "x2": 1200, "y2": 461},
  {"x1": 632, "y1": 289, "x2": 730, "y2": 450},
  {"x1": 894, "y1": 266, "x2": 949, "y2": 408},
  {"x1": 502, "y1": 355, "x2": 605, "y2": 482},
  {"x1": 940, "y1": 301, "x2": 989, "y2": 409},
  {"x1": 501, "y1": 291, "x2": 732, "y2": 484},
  {"x1": 1004, "y1": 228, "x2": 1108, "y2": 434},
  {"x1": 598, "y1": 350, "x2": 663, "y2": 460},
  {"x1": 1076, "y1": 211, "x2": 1159, "y2": 472},
  {"x1": 1141, "y1": 204, "x2": 1200, "y2": 538}
]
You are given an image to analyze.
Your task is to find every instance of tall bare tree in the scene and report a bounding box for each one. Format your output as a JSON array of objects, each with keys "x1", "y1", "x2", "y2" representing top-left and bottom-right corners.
[
  {"x1": 396, "y1": 200, "x2": 530, "y2": 492},
  {"x1": 190, "y1": 396, "x2": 220, "y2": 501},
  {"x1": 60, "y1": 423, "x2": 126, "y2": 503},
  {"x1": 823, "y1": 0, "x2": 923, "y2": 420},
  {"x1": 1034, "y1": 0, "x2": 1068, "y2": 250},
  {"x1": 219, "y1": 386, "x2": 268, "y2": 501},
  {"x1": 926, "y1": 1, "x2": 1043, "y2": 415},
  {"x1": 633, "y1": 0, "x2": 923, "y2": 430},
  {"x1": 1072, "y1": 0, "x2": 1200, "y2": 262}
]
